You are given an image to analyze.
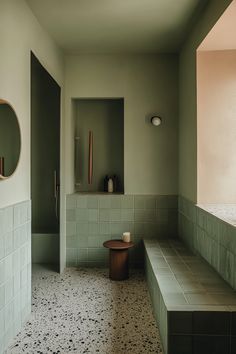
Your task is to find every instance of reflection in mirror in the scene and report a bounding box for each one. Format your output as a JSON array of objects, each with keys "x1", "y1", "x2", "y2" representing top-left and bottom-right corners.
[{"x1": 0, "y1": 99, "x2": 21, "y2": 179}]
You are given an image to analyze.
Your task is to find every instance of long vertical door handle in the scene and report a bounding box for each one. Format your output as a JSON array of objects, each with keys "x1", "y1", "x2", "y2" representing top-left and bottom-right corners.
[
  {"x1": 54, "y1": 170, "x2": 59, "y2": 219},
  {"x1": 88, "y1": 131, "x2": 93, "y2": 184}
]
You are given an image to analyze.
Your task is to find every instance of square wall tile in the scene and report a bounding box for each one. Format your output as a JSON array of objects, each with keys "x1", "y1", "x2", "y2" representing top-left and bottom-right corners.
[
  {"x1": 193, "y1": 312, "x2": 230, "y2": 335},
  {"x1": 99, "y1": 209, "x2": 110, "y2": 222},
  {"x1": 76, "y1": 196, "x2": 87, "y2": 209},
  {"x1": 110, "y1": 209, "x2": 121, "y2": 222},
  {"x1": 66, "y1": 248, "x2": 77, "y2": 266},
  {"x1": 88, "y1": 223, "x2": 99, "y2": 235},
  {"x1": 66, "y1": 236, "x2": 77, "y2": 248},
  {"x1": 66, "y1": 222, "x2": 76, "y2": 237},
  {"x1": 0, "y1": 231, "x2": 5, "y2": 260},
  {"x1": 99, "y1": 196, "x2": 111, "y2": 209},
  {"x1": 134, "y1": 196, "x2": 145, "y2": 209},
  {"x1": 88, "y1": 209, "x2": 98, "y2": 222},
  {"x1": 169, "y1": 312, "x2": 192, "y2": 334},
  {"x1": 121, "y1": 196, "x2": 134, "y2": 209},
  {"x1": 0, "y1": 284, "x2": 5, "y2": 310},
  {"x1": 110, "y1": 196, "x2": 121, "y2": 209},
  {"x1": 76, "y1": 222, "x2": 88, "y2": 235},
  {"x1": 66, "y1": 209, "x2": 76, "y2": 222},
  {"x1": 0, "y1": 261, "x2": 5, "y2": 286},
  {"x1": 193, "y1": 335, "x2": 229, "y2": 354},
  {"x1": 3, "y1": 207, "x2": 13, "y2": 234},
  {"x1": 121, "y1": 209, "x2": 134, "y2": 222},
  {"x1": 66, "y1": 194, "x2": 77, "y2": 209},
  {"x1": 76, "y1": 209, "x2": 88, "y2": 222},
  {"x1": 77, "y1": 249, "x2": 88, "y2": 262},
  {"x1": 77, "y1": 234, "x2": 88, "y2": 248},
  {"x1": 99, "y1": 223, "x2": 110, "y2": 235},
  {"x1": 5, "y1": 232, "x2": 13, "y2": 256},
  {"x1": 145, "y1": 197, "x2": 156, "y2": 209},
  {"x1": 168, "y1": 335, "x2": 192, "y2": 354},
  {"x1": 87, "y1": 196, "x2": 98, "y2": 209}
]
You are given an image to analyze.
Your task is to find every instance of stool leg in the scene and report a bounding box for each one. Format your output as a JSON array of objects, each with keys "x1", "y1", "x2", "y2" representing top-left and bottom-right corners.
[{"x1": 109, "y1": 249, "x2": 129, "y2": 281}]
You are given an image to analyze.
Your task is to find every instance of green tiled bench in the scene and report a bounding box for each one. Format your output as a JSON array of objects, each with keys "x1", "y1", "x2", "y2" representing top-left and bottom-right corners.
[{"x1": 144, "y1": 239, "x2": 236, "y2": 354}]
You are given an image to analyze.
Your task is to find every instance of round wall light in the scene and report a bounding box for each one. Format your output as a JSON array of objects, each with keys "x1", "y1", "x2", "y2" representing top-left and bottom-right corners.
[{"x1": 151, "y1": 116, "x2": 162, "y2": 126}]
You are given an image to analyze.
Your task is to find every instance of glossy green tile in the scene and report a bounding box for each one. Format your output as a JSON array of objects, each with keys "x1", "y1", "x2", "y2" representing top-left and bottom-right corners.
[
  {"x1": 110, "y1": 223, "x2": 123, "y2": 235},
  {"x1": 88, "y1": 235, "x2": 107, "y2": 248},
  {"x1": 66, "y1": 195, "x2": 77, "y2": 209},
  {"x1": 134, "y1": 196, "x2": 145, "y2": 209},
  {"x1": 145, "y1": 209, "x2": 155, "y2": 222},
  {"x1": 66, "y1": 248, "x2": 77, "y2": 266},
  {"x1": 76, "y1": 209, "x2": 88, "y2": 222},
  {"x1": 134, "y1": 209, "x2": 146, "y2": 222},
  {"x1": 66, "y1": 222, "x2": 76, "y2": 237},
  {"x1": 66, "y1": 209, "x2": 75, "y2": 222},
  {"x1": 76, "y1": 196, "x2": 87, "y2": 209},
  {"x1": 134, "y1": 222, "x2": 145, "y2": 235},
  {"x1": 88, "y1": 209, "x2": 98, "y2": 222},
  {"x1": 66, "y1": 236, "x2": 77, "y2": 248},
  {"x1": 88, "y1": 223, "x2": 99, "y2": 235},
  {"x1": 99, "y1": 223, "x2": 110, "y2": 235},
  {"x1": 77, "y1": 249, "x2": 88, "y2": 262},
  {"x1": 145, "y1": 197, "x2": 156, "y2": 209},
  {"x1": 121, "y1": 209, "x2": 134, "y2": 222},
  {"x1": 157, "y1": 209, "x2": 168, "y2": 224},
  {"x1": 77, "y1": 234, "x2": 88, "y2": 248},
  {"x1": 156, "y1": 195, "x2": 168, "y2": 209},
  {"x1": 99, "y1": 209, "x2": 110, "y2": 222},
  {"x1": 76, "y1": 222, "x2": 88, "y2": 236},
  {"x1": 121, "y1": 196, "x2": 133, "y2": 209},
  {"x1": 110, "y1": 209, "x2": 121, "y2": 221},
  {"x1": 169, "y1": 335, "x2": 192, "y2": 354},
  {"x1": 87, "y1": 196, "x2": 98, "y2": 209},
  {"x1": 110, "y1": 196, "x2": 121, "y2": 209},
  {"x1": 88, "y1": 248, "x2": 108, "y2": 262},
  {"x1": 99, "y1": 196, "x2": 111, "y2": 209}
]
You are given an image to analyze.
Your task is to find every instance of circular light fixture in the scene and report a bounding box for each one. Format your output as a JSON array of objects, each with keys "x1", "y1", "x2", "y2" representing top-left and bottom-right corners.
[{"x1": 151, "y1": 116, "x2": 162, "y2": 126}]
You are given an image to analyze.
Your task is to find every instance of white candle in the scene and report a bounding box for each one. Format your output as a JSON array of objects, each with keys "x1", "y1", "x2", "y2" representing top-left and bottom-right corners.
[{"x1": 122, "y1": 232, "x2": 131, "y2": 242}]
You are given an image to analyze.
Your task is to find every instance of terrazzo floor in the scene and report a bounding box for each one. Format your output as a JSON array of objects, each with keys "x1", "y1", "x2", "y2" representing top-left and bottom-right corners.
[{"x1": 7, "y1": 266, "x2": 163, "y2": 354}]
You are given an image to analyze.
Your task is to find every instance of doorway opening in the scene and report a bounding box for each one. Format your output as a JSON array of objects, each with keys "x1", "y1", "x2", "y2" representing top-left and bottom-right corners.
[
  {"x1": 197, "y1": 0, "x2": 236, "y2": 206},
  {"x1": 31, "y1": 52, "x2": 60, "y2": 272}
]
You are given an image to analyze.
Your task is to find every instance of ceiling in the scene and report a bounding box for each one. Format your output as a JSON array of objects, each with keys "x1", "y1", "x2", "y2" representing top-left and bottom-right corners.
[
  {"x1": 199, "y1": 0, "x2": 236, "y2": 51},
  {"x1": 26, "y1": 0, "x2": 208, "y2": 54}
]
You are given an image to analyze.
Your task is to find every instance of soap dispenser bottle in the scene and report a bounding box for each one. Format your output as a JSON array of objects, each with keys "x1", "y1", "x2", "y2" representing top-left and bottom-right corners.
[{"x1": 108, "y1": 177, "x2": 113, "y2": 193}]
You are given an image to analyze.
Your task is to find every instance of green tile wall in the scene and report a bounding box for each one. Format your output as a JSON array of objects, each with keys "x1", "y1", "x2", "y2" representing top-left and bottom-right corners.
[
  {"x1": 66, "y1": 194, "x2": 178, "y2": 267},
  {"x1": 145, "y1": 253, "x2": 167, "y2": 354},
  {"x1": 0, "y1": 201, "x2": 31, "y2": 354},
  {"x1": 178, "y1": 196, "x2": 236, "y2": 290}
]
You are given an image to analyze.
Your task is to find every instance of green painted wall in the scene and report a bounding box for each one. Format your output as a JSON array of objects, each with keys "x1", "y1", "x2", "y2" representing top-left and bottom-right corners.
[
  {"x1": 179, "y1": 0, "x2": 233, "y2": 202},
  {"x1": 65, "y1": 54, "x2": 179, "y2": 195}
]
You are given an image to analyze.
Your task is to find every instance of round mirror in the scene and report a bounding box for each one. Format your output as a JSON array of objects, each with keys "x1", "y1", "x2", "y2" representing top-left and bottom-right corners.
[{"x1": 0, "y1": 99, "x2": 21, "y2": 179}]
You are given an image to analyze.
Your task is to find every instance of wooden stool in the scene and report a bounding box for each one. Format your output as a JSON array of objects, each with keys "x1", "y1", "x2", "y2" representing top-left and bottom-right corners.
[{"x1": 103, "y1": 240, "x2": 134, "y2": 281}]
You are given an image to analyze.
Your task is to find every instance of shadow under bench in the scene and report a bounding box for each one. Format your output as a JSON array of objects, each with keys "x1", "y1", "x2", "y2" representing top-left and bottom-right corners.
[{"x1": 144, "y1": 239, "x2": 236, "y2": 354}]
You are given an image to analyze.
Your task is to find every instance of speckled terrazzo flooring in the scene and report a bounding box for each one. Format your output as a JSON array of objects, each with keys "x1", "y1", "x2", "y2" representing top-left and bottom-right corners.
[{"x1": 7, "y1": 266, "x2": 163, "y2": 354}]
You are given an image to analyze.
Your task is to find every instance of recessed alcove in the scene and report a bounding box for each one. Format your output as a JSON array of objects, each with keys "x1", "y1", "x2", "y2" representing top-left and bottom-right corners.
[{"x1": 74, "y1": 98, "x2": 124, "y2": 193}]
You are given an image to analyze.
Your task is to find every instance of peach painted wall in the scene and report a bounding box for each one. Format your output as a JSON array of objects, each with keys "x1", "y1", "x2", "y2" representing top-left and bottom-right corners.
[{"x1": 197, "y1": 50, "x2": 236, "y2": 203}]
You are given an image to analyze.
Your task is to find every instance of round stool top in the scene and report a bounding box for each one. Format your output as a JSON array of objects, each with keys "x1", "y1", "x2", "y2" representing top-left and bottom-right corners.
[{"x1": 103, "y1": 239, "x2": 134, "y2": 250}]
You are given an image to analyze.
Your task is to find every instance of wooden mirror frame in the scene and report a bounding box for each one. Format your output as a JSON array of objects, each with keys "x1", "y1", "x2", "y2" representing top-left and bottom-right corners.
[{"x1": 0, "y1": 99, "x2": 21, "y2": 180}]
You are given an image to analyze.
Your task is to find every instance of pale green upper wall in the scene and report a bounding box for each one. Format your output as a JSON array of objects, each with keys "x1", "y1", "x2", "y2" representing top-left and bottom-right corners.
[
  {"x1": 64, "y1": 54, "x2": 178, "y2": 195},
  {"x1": 0, "y1": 0, "x2": 64, "y2": 209},
  {"x1": 179, "y1": 0, "x2": 233, "y2": 202}
]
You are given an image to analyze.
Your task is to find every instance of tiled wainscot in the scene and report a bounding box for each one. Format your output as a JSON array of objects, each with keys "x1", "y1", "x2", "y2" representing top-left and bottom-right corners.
[
  {"x1": 178, "y1": 196, "x2": 236, "y2": 290},
  {"x1": 66, "y1": 194, "x2": 178, "y2": 267},
  {"x1": 145, "y1": 239, "x2": 236, "y2": 354},
  {"x1": 0, "y1": 201, "x2": 31, "y2": 354}
]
